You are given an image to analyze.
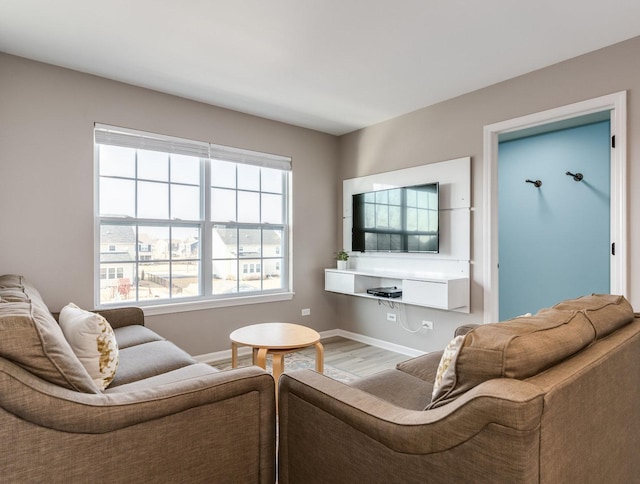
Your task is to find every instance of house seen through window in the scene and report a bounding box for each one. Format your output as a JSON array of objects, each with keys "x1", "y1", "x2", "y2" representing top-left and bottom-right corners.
[{"x1": 95, "y1": 125, "x2": 291, "y2": 306}]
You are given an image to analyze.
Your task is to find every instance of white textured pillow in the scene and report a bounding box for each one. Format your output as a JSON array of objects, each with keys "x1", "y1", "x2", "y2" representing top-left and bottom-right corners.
[
  {"x1": 430, "y1": 335, "x2": 465, "y2": 406},
  {"x1": 59, "y1": 303, "x2": 119, "y2": 390}
]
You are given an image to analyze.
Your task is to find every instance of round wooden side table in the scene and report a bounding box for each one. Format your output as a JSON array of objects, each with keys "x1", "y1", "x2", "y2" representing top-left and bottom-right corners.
[{"x1": 230, "y1": 322, "x2": 324, "y2": 387}]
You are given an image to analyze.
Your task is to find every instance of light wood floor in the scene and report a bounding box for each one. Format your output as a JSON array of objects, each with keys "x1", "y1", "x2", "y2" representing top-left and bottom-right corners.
[
  {"x1": 299, "y1": 336, "x2": 408, "y2": 377},
  {"x1": 213, "y1": 336, "x2": 409, "y2": 378}
]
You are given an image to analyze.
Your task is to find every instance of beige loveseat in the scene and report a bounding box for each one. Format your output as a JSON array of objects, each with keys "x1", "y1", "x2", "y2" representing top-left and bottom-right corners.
[
  {"x1": 278, "y1": 294, "x2": 640, "y2": 483},
  {"x1": 0, "y1": 274, "x2": 276, "y2": 483}
]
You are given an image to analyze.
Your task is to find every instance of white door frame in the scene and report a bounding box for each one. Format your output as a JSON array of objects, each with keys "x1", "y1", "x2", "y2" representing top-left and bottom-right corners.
[{"x1": 482, "y1": 91, "x2": 627, "y2": 323}]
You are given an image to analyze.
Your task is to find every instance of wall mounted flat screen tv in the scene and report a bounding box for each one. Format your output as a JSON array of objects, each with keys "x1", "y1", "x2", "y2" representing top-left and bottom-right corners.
[{"x1": 352, "y1": 182, "x2": 439, "y2": 253}]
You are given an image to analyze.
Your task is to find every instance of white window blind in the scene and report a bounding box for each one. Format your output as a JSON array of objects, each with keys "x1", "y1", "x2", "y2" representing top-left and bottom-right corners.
[{"x1": 95, "y1": 124, "x2": 292, "y2": 170}]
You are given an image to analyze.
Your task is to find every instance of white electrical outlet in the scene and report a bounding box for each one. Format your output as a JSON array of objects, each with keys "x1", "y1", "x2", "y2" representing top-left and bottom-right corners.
[
  {"x1": 301, "y1": 308, "x2": 311, "y2": 316},
  {"x1": 387, "y1": 313, "x2": 397, "y2": 322},
  {"x1": 422, "y1": 320, "x2": 434, "y2": 330}
]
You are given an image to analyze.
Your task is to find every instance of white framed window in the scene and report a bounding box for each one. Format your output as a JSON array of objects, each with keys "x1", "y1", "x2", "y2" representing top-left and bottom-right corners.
[{"x1": 95, "y1": 124, "x2": 291, "y2": 309}]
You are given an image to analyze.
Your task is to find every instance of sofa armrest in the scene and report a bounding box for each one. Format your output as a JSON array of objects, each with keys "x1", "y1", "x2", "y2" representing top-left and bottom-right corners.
[
  {"x1": 0, "y1": 359, "x2": 273, "y2": 433},
  {"x1": 395, "y1": 324, "x2": 481, "y2": 383},
  {"x1": 278, "y1": 369, "x2": 544, "y2": 483},
  {"x1": 395, "y1": 350, "x2": 443, "y2": 383},
  {"x1": 455, "y1": 323, "x2": 480, "y2": 336},
  {"x1": 2, "y1": 360, "x2": 275, "y2": 431},
  {"x1": 50, "y1": 306, "x2": 144, "y2": 328},
  {"x1": 95, "y1": 306, "x2": 145, "y2": 328},
  {"x1": 280, "y1": 369, "x2": 542, "y2": 453}
]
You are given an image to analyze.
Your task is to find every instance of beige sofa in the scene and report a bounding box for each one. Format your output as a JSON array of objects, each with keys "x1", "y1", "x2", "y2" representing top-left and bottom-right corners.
[
  {"x1": 0, "y1": 274, "x2": 276, "y2": 483},
  {"x1": 278, "y1": 294, "x2": 640, "y2": 483}
]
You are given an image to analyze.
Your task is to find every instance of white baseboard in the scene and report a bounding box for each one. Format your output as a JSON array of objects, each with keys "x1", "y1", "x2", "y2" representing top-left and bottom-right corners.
[
  {"x1": 325, "y1": 329, "x2": 425, "y2": 358},
  {"x1": 195, "y1": 346, "x2": 253, "y2": 365},
  {"x1": 195, "y1": 328, "x2": 424, "y2": 364}
]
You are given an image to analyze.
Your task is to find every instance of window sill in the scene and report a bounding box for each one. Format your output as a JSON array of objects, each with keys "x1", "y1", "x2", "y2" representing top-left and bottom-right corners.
[{"x1": 98, "y1": 292, "x2": 295, "y2": 317}]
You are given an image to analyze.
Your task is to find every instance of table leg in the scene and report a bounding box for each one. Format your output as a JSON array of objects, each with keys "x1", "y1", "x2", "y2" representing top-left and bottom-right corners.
[
  {"x1": 255, "y1": 347, "x2": 268, "y2": 370},
  {"x1": 231, "y1": 342, "x2": 239, "y2": 368},
  {"x1": 314, "y1": 341, "x2": 324, "y2": 373},
  {"x1": 272, "y1": 352, "x2": 285, "y2": 384}
]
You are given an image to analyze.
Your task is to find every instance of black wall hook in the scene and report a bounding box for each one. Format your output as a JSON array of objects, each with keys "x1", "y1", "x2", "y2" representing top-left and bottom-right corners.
[
  {"x1": 566, "y1": 171, "x2": 584, "y2": 182},
  {"x1": 526, "y1": 179, "x2": 542, "y2": 188}
]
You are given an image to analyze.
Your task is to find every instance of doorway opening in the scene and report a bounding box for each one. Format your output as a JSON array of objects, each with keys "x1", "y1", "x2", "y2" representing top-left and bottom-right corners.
[{"x1": 482, "y1": 92, "x2": 627, "y2": 323}]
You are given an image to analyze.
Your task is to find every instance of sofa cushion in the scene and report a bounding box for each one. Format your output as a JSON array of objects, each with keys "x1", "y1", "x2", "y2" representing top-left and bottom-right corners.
[
  {"x1": 428, "y1": 309, "x2": 595, "y2": 409},
  {"x1": 104, "y1": 363, "x2": 219, "y2": 393},
  {"x1": 113, "y1": 324, "x2": 164, "y2": 349},
  {"x1": 349, "y1": 369, "x2": 434, "y2": 410},
  {"x1": 59, "y1": 303, "x2": 119, "y2": 390},
  {"x1": 0, "y1": 275, "x2": 100, "y2": 393},
  {"x1": 109, "y1": 340, "x2": 196, "y2": 387},
  {"x1": 552, "y1": 294, "x2": 634, "y2": 339}
]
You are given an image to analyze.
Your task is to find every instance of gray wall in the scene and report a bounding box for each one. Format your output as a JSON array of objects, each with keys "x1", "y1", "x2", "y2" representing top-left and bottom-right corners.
[
  {"x1": 0, "y1": 53, "x2": 340, "y2": 356},
  {"x1": 2, "y1": 34, "x2": 640, "y2": 357},
  {"x1": 337, "y1": 35, "x2": 640, "y2": 353}
]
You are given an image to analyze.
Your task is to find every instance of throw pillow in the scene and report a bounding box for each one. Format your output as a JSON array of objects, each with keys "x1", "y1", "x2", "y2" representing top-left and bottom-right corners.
[
  {"x1": 430, "y1": 335, "x2": 465, "y2": 406},
  {"x1": 59, "y1": 303, "x2": 119, "y2": 390}
]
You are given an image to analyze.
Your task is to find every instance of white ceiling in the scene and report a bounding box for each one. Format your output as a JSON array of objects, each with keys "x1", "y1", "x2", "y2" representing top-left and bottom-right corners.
[{"x1": 2, "y1": 1, "x2": 640, "y2": 135}]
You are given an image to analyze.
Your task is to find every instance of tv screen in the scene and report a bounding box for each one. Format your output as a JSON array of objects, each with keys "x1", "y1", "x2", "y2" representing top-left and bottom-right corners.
[{"x1": 352, "y1": 182, "x2": 439, "y2": 253}]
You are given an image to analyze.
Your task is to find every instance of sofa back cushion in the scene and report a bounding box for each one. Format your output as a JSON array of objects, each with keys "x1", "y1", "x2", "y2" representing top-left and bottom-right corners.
[
  {"x1": 428, "y1": 309, "x2": 595, "y2": 409},
  {"x1": 552, "y1": 294, "x2": 634, "y2": 339},
  {"x1": 0, "y1": 275, "x2": 100, "y2": 393}
]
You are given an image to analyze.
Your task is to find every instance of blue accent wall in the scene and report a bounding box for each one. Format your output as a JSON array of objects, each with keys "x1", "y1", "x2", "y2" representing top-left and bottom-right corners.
[{"x1": 498, "y1": 120, "x2": 610, "y2": 320}]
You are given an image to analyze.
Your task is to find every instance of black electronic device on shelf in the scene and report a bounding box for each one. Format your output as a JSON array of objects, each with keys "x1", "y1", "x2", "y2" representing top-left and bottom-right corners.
[{"x1": 366, "y1": 286, "x2": 402, "y2": 298}]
